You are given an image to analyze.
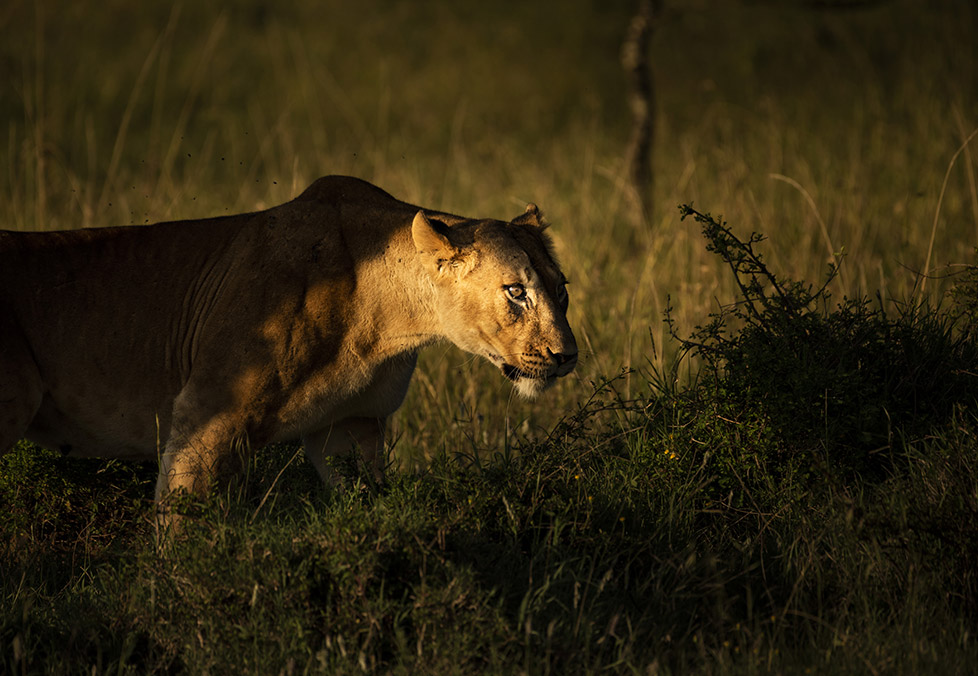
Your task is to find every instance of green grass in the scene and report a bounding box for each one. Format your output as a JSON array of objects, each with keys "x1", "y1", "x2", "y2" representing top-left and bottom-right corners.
[
  {"x1": 3, "y1": 0, "x2": 978, "y2": 672},
  {"x1": 4, "y1": 368, "x2": 978, "y2": 673}
]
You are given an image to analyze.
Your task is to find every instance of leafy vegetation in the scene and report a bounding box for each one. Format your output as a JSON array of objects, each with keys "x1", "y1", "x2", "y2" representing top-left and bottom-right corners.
[{"x1": 670, "y1": 206, "x2": 978, "y2": 482}]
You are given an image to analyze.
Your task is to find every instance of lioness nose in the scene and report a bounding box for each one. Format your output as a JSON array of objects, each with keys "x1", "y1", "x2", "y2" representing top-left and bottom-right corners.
[{"x1": 548, "y1": 348, "x2": 578, "y2": 376}]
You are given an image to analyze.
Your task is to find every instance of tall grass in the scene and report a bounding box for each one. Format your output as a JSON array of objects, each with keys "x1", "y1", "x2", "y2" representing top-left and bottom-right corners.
[{"x1": 3, "y1": 0, "x2": 978, "y2": 672}]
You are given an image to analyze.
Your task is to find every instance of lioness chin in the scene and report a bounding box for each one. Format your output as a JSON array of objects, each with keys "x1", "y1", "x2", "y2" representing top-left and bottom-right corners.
[{"x1": 0, "y1": 176, "x2": 577, "y2": 534}]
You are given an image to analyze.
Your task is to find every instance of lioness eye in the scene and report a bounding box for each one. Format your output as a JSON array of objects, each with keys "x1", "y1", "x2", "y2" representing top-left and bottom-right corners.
[
  {"x1": 556, "y1": 283, "x2": 568, "y2": 304},
  {"x1": 505, "y1": 284, "x2": 526, "y2": 301}
]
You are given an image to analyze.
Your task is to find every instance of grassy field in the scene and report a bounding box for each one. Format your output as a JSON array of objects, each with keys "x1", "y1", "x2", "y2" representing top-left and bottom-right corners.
[{"x1": 3, "y1": 0, "x2": 978, "y2": 672}]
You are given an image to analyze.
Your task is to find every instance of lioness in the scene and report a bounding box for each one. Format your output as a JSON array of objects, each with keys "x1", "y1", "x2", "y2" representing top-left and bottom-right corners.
[{"x1": 0, "y1": 176, "x2": 577, "y2": 528}]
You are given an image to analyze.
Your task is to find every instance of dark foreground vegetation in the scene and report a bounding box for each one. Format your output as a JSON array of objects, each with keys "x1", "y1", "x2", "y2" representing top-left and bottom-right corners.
[{"x1": 4, "y1": 211, "x2": 978, "y2": 674}]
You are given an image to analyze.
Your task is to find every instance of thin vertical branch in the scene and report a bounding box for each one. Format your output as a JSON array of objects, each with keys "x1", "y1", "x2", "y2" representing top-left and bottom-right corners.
[
  {"x1": 33, "y1": 1, "x2": 45, "y2": 231},
  {"x1": 621, "y1": 0, "x2": 661, "y2": 227}
]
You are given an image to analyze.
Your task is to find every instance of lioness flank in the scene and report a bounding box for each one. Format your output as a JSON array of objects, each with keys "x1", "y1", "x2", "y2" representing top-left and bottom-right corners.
[{"x1": 0, "y1": 176, "x2": 577, "y2": 528}]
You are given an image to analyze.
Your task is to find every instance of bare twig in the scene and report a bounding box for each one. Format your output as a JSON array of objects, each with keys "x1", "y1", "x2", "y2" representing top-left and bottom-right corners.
[{"x1": 621, "y1": 0, "x2": 662, "y2": 227}]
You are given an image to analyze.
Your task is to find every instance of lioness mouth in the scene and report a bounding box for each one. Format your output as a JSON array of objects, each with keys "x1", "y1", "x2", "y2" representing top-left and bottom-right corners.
[
  {"x1": 502, "y1": 363, "x2": 523, "y2": 381},
  {"x1": 502, "y1": 363, "x2": 556, "y2": 383}
]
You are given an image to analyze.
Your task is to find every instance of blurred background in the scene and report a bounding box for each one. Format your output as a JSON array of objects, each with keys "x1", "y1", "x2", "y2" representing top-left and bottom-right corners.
[{"x1": 2, "y1": 0, "x2": 976, "y2": 460}]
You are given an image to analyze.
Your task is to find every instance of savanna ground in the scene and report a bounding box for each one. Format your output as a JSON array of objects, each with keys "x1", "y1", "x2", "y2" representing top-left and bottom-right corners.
[{"x1": 3, "y1": 0, "x2": 978, "y2": 673}]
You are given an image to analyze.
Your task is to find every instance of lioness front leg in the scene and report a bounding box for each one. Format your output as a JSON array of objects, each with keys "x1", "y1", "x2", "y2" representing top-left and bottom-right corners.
[
  {"x1": 303, "y1": 416, "x2": 387, "y2": 488},
  {"x1": 155, "y1": 420, "x2": 249, "y2": 538}
]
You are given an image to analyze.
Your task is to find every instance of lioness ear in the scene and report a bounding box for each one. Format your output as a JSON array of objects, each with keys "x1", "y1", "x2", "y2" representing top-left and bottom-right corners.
[
  {"x1": 412, "y1": 211, "x2": 451, "y2": 253},
  {"x1": 511, "y1": 203, "x2": 548, "y2": 230},
  {"x1": 412, "y1": 211, "x2": 458, "y2": 272}
]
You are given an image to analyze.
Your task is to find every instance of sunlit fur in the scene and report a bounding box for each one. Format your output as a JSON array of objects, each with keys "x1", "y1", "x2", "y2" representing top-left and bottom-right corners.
[{"x1": 0, "y1": 176, "x2": 576, "y2": 534}]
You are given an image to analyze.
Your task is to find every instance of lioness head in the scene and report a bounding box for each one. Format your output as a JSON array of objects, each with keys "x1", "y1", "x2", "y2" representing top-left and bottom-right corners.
[{"x1": 412, "y1": 204, "x2": 578, "y2": 398}]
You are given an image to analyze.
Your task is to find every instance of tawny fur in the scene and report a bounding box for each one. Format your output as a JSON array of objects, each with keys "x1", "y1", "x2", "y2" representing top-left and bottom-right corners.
[{"x1": 0, "y1": 176, "x2": 576, "y2": 531}]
